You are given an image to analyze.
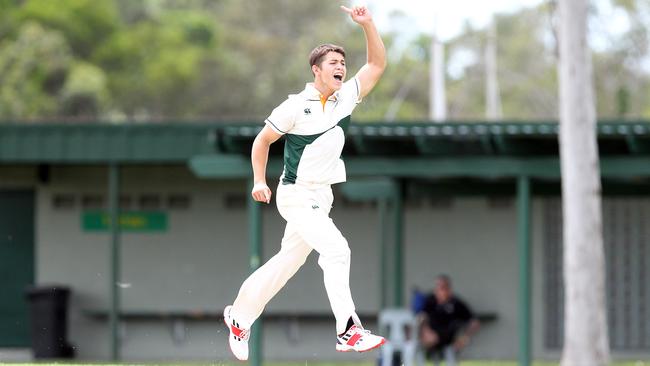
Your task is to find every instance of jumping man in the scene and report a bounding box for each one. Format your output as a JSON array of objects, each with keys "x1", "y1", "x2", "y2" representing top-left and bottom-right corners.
[{"x1": 223, "y1": 5, "x2": 387, "y2": 360}]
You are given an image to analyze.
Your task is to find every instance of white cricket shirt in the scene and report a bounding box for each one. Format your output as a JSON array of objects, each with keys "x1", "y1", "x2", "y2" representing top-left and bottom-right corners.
[{"x1": 265, "y1": 77, "x2": 361, "y2": 186}]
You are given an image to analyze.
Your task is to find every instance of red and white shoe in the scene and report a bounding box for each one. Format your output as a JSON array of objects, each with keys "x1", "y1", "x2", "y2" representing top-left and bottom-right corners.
[
  {"x1": 223, "y1": 305, "x2": 249, "y2": 361},
  {"x1": 336, "y1": 325, "x2": 386, "y2": 352}
]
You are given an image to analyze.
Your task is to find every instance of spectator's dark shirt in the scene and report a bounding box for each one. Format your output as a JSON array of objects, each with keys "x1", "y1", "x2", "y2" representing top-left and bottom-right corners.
[{"x1": 422, "y1": 294, "x2": 474, "y2": 332}]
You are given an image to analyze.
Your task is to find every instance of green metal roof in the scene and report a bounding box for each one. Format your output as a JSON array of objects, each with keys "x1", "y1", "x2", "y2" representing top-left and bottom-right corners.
[
  {"x1": 2, "y1": 121, "x2": 650, "y2": 179},
  {"x1": 218, "y1": 121, "x2": 650, "y2": 157},
  {"x1": 0, "y1": 123, "x2": 220, "y2": 163},
  {"x1": 195, "y1": 121, "x2": 650, "y2": 179}
]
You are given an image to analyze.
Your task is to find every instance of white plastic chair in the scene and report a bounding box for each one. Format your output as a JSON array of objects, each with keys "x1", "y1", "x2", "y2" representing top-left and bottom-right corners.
[{"x1": 378, "y1": 308, "x2": 423, "y2": 366}]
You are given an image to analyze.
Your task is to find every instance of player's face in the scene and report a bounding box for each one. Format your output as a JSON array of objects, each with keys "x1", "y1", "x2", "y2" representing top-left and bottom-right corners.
[{"x1": 315, "y1": 52, "x2": 346, "y2": 92}]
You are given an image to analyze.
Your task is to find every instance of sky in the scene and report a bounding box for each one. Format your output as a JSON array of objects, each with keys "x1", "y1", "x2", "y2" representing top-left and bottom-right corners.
[
  {"x1": 365, "y1": 0, "x2": 545, "y2": 41},
  {"x1": 362, "y1": 0, "x2": 633, "y2": 53}
]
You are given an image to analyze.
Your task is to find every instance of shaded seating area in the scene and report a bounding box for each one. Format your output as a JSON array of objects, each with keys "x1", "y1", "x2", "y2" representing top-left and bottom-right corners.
[{"x1": 3, "y1": 121, "x2": 650, "y2": 365}]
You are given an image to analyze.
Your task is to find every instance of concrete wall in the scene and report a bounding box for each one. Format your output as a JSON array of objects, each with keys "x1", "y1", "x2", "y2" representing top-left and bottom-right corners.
[
  {"x1": 1, "y1": 164, "x2": 640, "y2": 362},
  {"x1": 30, "y1": 165, "x2": 527, "y2": 362},
  {"x1": 34, "y1": 165, "x2": 385, "y2": 361}
]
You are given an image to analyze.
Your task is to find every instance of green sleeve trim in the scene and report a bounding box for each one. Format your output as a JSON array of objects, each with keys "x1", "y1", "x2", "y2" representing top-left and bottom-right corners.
[{"x1": 265, "y1": 118, "x2": 287, "y2": 134}]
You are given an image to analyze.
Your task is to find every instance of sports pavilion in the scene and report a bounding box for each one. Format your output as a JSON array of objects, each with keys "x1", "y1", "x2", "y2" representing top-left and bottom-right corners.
[{"x1": 1, "y1": 121, "x2": 649, "y2": 365}]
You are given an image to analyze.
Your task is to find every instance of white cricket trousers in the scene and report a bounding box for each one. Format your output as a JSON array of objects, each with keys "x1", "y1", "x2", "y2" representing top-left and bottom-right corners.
[{"x1": 231, "y1": 182, "x2": 359, "y2": 334}]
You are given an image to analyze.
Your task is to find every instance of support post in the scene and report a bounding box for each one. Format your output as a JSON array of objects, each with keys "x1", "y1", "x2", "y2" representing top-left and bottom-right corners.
[
  {"x1": 108, "y1": 164, "x2": 121, "y2": 361},
  {"x1": 378, "y1": 198, "x2": 389, "y2": 308},
  {"x1": 517, "y1": 176, "x2": 531, "y2": 366},
  {"x1": 337, "y1": 178, "x2": 404, "y2": 307},
  {"x1": 247, "y1": 180, "x2": 263, "y2": 366},
  {"x1": 392, "y1": 181, "x2": 404, "y2": 307}
]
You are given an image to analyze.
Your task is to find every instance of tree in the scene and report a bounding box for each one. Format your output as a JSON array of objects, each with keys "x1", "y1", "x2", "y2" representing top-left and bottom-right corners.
[
  {"x1": 1, "y1": 0, "x2": 648, "y2": 122},
  {"x1": 0, "y1": 22, "x2": 73, "y2": 119},
  {"x1": 197, "y1": 0, "x2": 363, "y2": 120},
  {"x1": 17, "y1": 0, "x2": 120, "y2": 58},
  {"x1": 557, "y1": 0, "x2": 609, "y2": 365},
  {"x1": 92, "y1": 16, "x2": 213, "y2": 120},
  {"x1": 60, "y1": 61, "x2": 110, "y2": 118},
  {"x1": 591, "y1": 0, "x2": 650, "y2": 118},
  {"x1": 0, "y1": 0, "x2": 20, "y2": 39},
  {"x1": 443, "y1": 6, "x2": 560, "y2": 120}
]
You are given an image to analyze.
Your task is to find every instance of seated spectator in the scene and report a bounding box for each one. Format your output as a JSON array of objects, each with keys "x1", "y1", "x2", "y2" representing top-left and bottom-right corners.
[{"x1": 418, "y1": 274, "x2": 480, "y2": 363}]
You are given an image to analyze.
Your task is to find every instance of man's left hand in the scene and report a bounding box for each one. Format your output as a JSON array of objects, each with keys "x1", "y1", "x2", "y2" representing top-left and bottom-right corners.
[{"x1": 453, "y1": 335, "x2": 470, "y2": 351}]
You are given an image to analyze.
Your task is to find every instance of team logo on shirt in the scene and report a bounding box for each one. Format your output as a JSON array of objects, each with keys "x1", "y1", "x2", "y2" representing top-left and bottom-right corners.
[{"x1": 304, "y1": 108, "x2": 311, "y2": 115}]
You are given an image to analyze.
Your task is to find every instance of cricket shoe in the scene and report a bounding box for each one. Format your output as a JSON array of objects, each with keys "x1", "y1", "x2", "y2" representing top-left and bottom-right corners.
[
  {"x1": 336, "y1": 325, "x2": 386, "y2": 352},
  {"x1": 223, "y1": 305, "x2": 249, "y2": 361}
]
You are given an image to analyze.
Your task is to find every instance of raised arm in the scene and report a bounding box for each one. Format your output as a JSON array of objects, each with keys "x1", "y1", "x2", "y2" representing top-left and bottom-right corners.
[
  {"x1": 341, "y1": 5, "x2": 386, "y2": 98},
  {"x1": 251, "y1": 125, "x2": 282, "y2": 203}
]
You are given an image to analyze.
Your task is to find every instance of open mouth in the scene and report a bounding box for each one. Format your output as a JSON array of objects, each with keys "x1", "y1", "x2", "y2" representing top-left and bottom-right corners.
[{"x1": 334, "y1": 74, "x2": 343, "y2": 81}]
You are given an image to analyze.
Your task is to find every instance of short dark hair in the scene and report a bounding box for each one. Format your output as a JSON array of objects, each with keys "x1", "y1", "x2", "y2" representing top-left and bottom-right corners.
[
  {"x1": 309, "y1": 44, "x2": 346, "y2": 68},
  {"x1": 436, "y1": 274, "x2": 452, "y2": 287}
]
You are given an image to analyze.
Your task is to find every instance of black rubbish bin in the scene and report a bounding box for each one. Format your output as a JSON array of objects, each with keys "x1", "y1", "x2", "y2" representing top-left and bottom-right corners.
[{"x1": 25, "y1": 285, "x2": 75, "y2": 359}]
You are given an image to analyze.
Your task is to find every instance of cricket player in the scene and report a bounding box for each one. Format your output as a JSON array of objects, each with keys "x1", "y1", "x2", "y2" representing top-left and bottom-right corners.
[{"x1": 224, "y1": 5, "x2": 386, "y2": 360}]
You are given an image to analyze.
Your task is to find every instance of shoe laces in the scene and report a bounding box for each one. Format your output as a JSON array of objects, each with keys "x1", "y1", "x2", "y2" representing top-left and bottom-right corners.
[
  {"x1": 229, "y1": 317, "x2": 250, "y2": 341},
  {"x1": 230, "y1": 325, "x2": 250, "y2": 341},
  {"x1": 237, "y1": 328, "x2": 250, "y2": 341},
  {"x1": 357, "y1": 328, "x2": 371, "y2": 336},
  {"x1": 344, "y1": 325, "x2": 371, "y2": 338}
]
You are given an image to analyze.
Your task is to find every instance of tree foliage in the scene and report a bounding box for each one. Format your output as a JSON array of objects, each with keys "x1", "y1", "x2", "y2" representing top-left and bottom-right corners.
[
  {"x1": 0, "y1": 0, "x2": 648, "y2": 122},
  {"x1": 0, "y1": 22, "x2": 73, "y2": 118}
]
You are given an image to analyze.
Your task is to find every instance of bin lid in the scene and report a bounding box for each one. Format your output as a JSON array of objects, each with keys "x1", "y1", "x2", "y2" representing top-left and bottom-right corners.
[{"x1": 25, "y1": 285, "x2": 71, "y2": 298}]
